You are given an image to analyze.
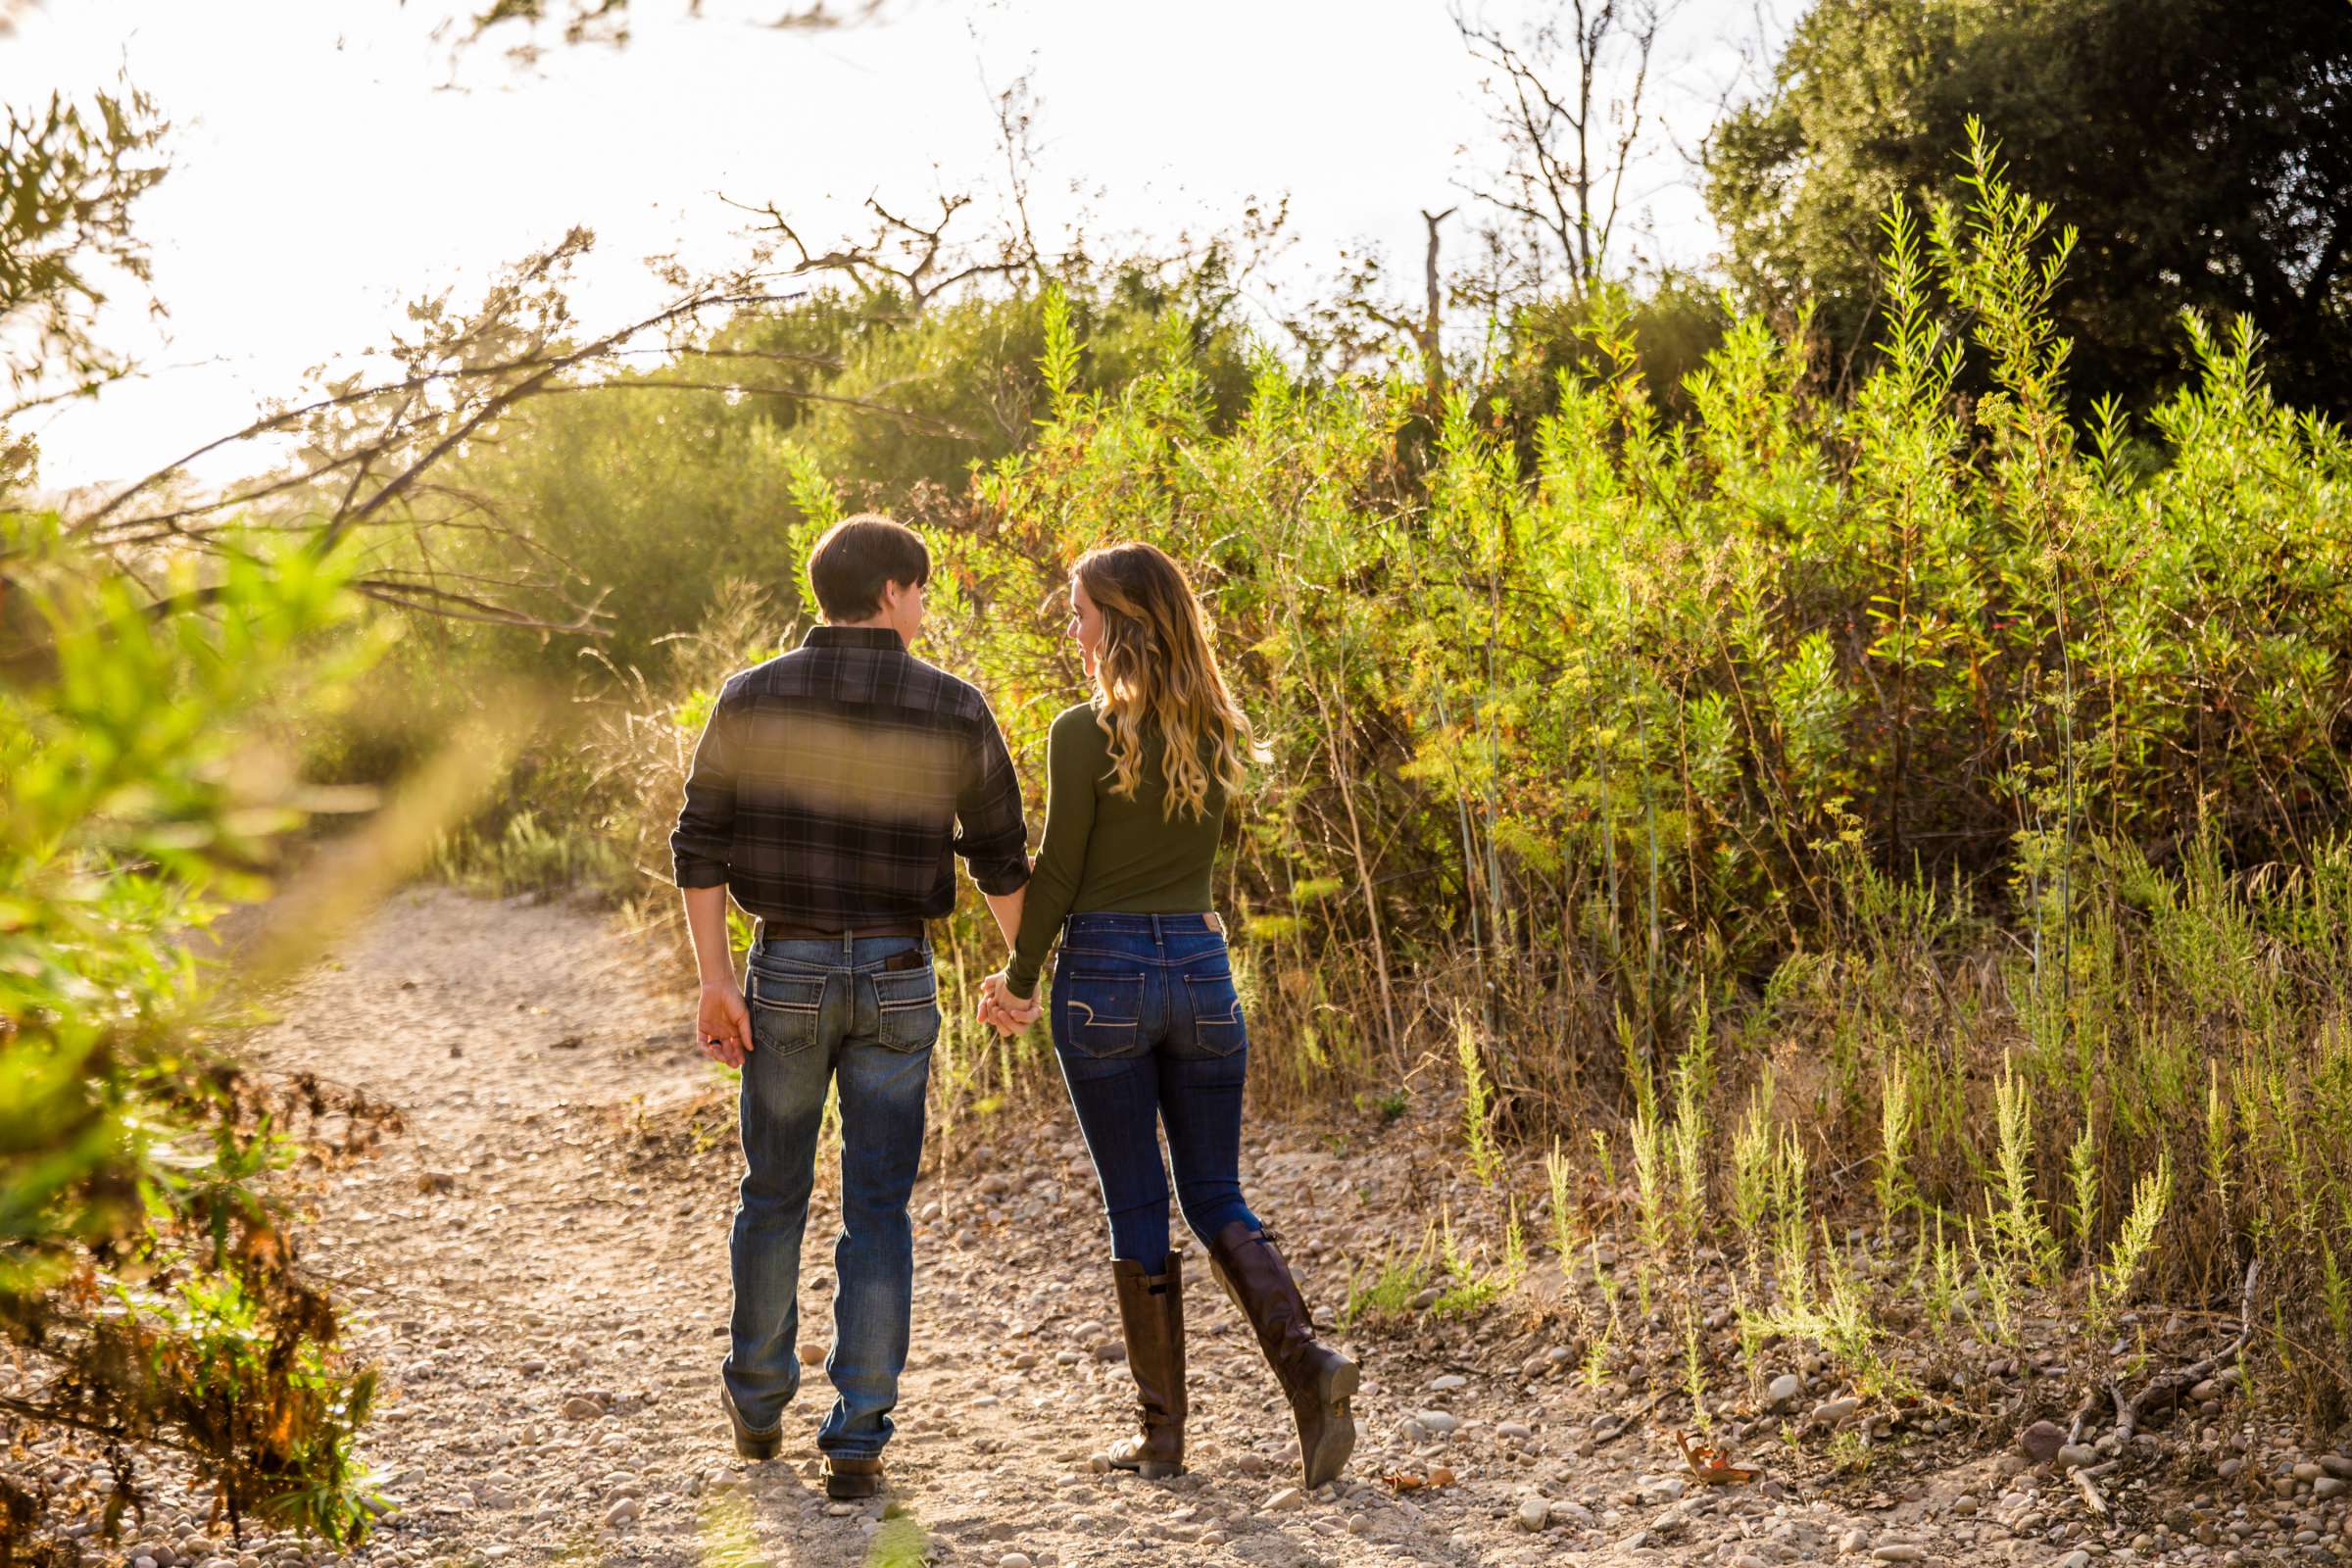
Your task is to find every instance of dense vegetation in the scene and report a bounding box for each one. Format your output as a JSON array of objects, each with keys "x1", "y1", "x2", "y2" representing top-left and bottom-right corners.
[
  {"x1": 11, "y1": 0, "x2": 2352, "y2": 1547},
  {"x1": 408, "y1": 134, "x2": 2352, "y2": 1437}
]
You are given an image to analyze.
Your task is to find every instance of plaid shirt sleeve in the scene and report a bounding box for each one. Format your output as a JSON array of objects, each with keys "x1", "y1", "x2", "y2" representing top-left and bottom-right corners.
[
  {"x1": 953, "y1": 701, "x2": 1033, "y2": 897},
  {"x1": 669, "y1": 678, "x2": 740, "y2": 890}
]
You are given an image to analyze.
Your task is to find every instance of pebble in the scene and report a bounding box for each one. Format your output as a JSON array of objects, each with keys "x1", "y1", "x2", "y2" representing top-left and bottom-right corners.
[
  {"x1": 1812, "y1": 1396, "x2": 1860, "y2": 1426},
  {"x1": 2059, "y1": 1552, "x2": 2090, "y2": 1568},
  {"x1": 560, "y1": 1395, "x2": 603, "y2": 1421},
  {"x1": 1414, "y1": 1409, "x2": 1462, "y2": 1434},
  {"x1": 1517, "y1": 1496, "x2": 1550, "y2": 1532},
  {"x1": 1767, "y1": 1373, "x2": 1803, "y2": 1410},
  {"x1": 603, "y1": 1496, "x2": 640, "y2": 1526},
  {"x1": 1496, "y1": 1421, "x2": 1534, "y2": 1442},
  {"x1": 1267, "y1": 1487, "x2": 1303, "y2": 1512},
  {"x1": 997, "y1": 1555, "x2": 1032, "y2": 1568},
  {"x1": 2018, "y1": 1420, "x2": 2066, "y2": 1464},
  {"x1": 1428, "y1": 1374, "x2": 1467, "y2": 1392},
  {"x1": 2317, "y1": 1476, "x2": 2346, "y2": 1499},
  {"x1": 2056, "y1": 1444, "x2": 2097, "y2": 1470},
  {"x1": 1870, "y1": 1547, "x2": 1925, "y2": 1563}
]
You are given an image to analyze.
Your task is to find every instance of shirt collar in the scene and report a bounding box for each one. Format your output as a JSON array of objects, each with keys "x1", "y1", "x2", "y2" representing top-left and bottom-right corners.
[{"x1": 804, "y1": 625, "x2": 907, "y2": 653}]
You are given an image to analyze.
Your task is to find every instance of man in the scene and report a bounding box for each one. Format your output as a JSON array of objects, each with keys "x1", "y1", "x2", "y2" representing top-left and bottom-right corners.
[{"x1": 670, "y1": 514, "x2": 1041, "y2": 1498}]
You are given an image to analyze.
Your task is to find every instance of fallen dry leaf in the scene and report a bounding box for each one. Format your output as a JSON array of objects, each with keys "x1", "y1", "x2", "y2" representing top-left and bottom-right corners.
[
  {"x1": 1675, "y1": 1428, "x2": 1760, "y2": 1485},
  {"x1": 1427, "y1": 1465, "x2": 1456, "y2": 1488},
  {"x1": 1381, "y1": 1472, "x2": 1425, "y2": 1491}
]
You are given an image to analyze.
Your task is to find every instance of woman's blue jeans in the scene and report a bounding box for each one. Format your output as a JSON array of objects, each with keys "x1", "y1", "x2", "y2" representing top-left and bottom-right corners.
[
  {"x1": 727, "y1": 933, "x2": 939, "y2": 1459},
  {"x1": 1050, "y1": 912, "x2": 1261, "y2": 1263}
]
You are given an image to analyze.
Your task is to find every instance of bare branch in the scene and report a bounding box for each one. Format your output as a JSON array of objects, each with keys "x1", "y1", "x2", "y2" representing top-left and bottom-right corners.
[{"x1": 1451, "y1": 0, "x2": 1681, "y2": 302}]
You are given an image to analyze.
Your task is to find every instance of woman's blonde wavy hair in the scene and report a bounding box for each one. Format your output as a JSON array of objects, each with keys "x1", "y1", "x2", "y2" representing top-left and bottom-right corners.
[{"x1": 1073, "y1": 542, "x2": 1254, "y2": 821}]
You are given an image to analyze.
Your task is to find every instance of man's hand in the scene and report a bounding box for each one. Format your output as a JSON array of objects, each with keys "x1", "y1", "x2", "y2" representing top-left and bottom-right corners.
[
  {"x1": 698, "y1": 979, "x2": 753, "y2": 1068},
  {"x1": 976, "y1": 971, "x2": 1042, "y2": 1038}
]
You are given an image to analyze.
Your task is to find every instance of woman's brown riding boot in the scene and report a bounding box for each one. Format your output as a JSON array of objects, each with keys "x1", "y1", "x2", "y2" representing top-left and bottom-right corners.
[
  {"x1": 1206, "y1": 1220, "x2": 1358, "y2": 1488},
  {"x1": 1103, "y1": 1252, "x2": 1187, "y2": 1479}
]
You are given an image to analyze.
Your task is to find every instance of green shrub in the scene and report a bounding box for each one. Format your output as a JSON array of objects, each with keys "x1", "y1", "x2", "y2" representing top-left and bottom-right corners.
[{"x1": 1, "y1": 516, "x2": 386, "y2": 1544}]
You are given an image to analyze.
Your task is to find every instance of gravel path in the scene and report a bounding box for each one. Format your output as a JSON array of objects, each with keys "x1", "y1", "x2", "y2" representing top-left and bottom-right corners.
[{"x1": 66, "y1": 887, "x2": 2351, "y2": 1568}]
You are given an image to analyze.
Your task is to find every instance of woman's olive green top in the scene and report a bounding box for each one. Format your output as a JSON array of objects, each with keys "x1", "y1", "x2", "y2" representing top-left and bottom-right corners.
[{"x1": 1004, "y1": 702, "x2": 1226, "y2": 1001}]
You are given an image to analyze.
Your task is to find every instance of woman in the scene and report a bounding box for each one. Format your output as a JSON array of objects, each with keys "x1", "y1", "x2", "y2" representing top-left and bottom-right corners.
[{"x1": 978, "y1": 542, "x2": 1357, "y2": 1489}]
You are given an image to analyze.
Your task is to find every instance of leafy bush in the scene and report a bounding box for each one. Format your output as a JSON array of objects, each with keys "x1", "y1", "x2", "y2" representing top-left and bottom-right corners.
[{"x1": 1, "y1": 517, "x2": 388, "y2": 1546}]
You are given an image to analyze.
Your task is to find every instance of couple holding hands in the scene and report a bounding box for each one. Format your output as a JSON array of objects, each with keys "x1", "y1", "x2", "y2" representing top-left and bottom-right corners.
[{"x1": 671, "y1": 516, "x2": 1356, "y2": 1502}]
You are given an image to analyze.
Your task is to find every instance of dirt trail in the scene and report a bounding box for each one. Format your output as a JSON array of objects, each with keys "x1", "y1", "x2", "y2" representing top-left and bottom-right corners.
[{"x1": 117, "y1": 888, "x2": 2168, "y2": 1568}]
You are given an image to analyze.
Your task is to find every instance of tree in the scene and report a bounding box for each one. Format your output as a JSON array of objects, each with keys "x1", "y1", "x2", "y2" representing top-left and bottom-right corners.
[
  {"x1": 1452, "y1": 0, "x2": 1682, "y2": 303},
  {"x1": 1707, "y1": 0, "x2": 2352, "y2": 413}
]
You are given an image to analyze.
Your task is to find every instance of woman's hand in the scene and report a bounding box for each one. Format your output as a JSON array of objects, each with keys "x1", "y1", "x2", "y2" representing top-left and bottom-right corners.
[{"x1": 976, "y1": 971, "x2": 1042, "y2": 1037}]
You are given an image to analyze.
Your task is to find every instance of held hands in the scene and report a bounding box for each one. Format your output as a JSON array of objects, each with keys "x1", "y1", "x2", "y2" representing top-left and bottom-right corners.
[
  {"x1": 696, "y1": 979, "x2": 753, "y2": 1068},
  {"x1": 976, "y1": 971, "x2": 1042, "y2": 1038}
]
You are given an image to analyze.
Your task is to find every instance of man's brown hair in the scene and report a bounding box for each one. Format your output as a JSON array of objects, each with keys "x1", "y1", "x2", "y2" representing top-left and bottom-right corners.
[{"x1": 808, "y1": 514, "x2": 931, "y2": 622}]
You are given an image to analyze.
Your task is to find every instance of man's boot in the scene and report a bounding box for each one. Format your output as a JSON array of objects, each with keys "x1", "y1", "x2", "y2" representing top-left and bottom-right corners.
[
  {"x1": 1102, "y1": 1252, "x2": 1187, "y2": 1479},
  {"x1": 1207, "y1": 1220, "x2": 1357, "y2": 1488}
]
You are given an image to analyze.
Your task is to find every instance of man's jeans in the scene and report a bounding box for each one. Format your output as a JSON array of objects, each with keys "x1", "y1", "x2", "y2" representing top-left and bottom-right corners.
[{"x1": 725, "y1": 933, "x2": 938, "y2": 1459}]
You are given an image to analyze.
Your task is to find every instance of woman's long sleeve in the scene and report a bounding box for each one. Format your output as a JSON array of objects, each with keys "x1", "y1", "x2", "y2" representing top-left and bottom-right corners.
[{"x1": 1004, "y1": 706, "x2": 1100, "y2": 1000}]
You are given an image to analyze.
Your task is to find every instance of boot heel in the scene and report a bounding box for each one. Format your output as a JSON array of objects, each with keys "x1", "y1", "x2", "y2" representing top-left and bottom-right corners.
[
  {"x1": 1301, "y1": 1405, "x2": 1356, "y2": 1489},
  {"x1": 1301, "y1": 1354, "x2": 1358, "y2": 1487}
]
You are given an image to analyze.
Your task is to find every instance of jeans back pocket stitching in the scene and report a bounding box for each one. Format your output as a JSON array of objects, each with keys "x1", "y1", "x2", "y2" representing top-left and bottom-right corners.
[
  {"x1": 877, "y1": 995, "x2": 938, "y2": 1013},
  {"x1": 751, "y1": 975, "x2": 826, "y2": 1014},
  {"x1": 1065, "y1": 999, "x2": 1140, "y2": 1031},
  {"x1": 1183, "y1": 973, "x2": 1243, "y2": 1026}
]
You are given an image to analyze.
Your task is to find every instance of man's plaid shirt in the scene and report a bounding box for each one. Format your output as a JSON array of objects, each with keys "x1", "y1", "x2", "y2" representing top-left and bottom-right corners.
[{"x1": 669, "y1": 625, "x2": 1032, "y2": 927}]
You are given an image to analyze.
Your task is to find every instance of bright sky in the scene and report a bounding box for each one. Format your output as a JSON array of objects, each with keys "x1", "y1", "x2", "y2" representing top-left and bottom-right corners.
[{"x1": 9, "y1": 0, "x2": 1780, "y2": 491}]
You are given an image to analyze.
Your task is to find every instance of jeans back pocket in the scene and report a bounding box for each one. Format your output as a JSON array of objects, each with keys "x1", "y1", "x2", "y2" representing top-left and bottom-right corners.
[
  {"x1": 1057, "y1": 968, "x2": 1147, "y2": 1058},
  {"x1": 748, "y1": 968, "x2": 827, "y2": 1055},
  {"x1": 868, "y1": 962, "x2": 941, "y2": 1053},
  {"x1": 1179, "y1": 968, "x2": 1248, "y2": 1057}
]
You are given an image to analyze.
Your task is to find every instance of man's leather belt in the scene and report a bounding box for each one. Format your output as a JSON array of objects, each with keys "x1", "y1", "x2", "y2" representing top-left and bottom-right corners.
[{"x1": 755, "y1": 918, "x2": 926, "y2": 944}]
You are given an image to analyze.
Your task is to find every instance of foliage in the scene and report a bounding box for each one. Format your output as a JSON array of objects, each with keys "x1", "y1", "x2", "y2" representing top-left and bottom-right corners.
[
  {"x1": 0, "y1": 80, "x2": 169, "y2": 424},
  {"x1": 951, "y1": 140, "x2": 2343, "y2": 1425},
  {"x1": 0, "y1": 518, "x2": 388, "y2": 1547},
  {"x1": 304, "y1": 263, "x2": 1265, "y2": 695},
  {"x1": 440, "y1": 134, "x2": 2349, "y2": 1429},
  {"x1": 1705, "y1": 0, "x2": 2352, "y2": 413}
]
